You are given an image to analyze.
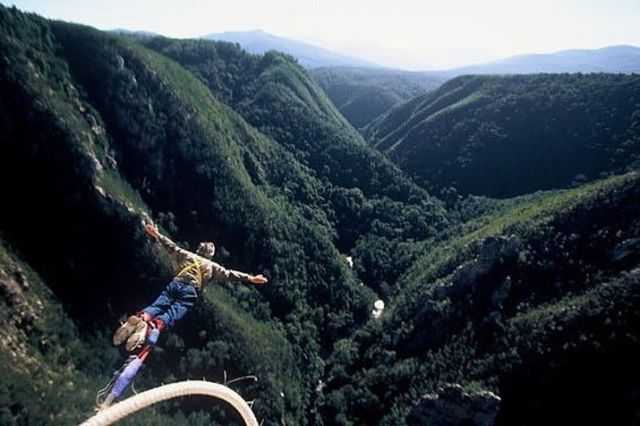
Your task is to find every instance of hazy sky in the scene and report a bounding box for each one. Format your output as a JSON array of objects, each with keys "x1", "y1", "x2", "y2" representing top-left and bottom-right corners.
[{"x1": 3, "y1": 0, "x2": 640, "y2": 69}]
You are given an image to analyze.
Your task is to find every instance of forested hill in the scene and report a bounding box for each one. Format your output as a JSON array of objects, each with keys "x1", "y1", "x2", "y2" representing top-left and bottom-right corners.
[
  {"x1": 139, "y1": 37, "x2": 440, "y2": 205},
  {"x1": 311, "y1": 67, "x2": 445, "y2": 129},
  {"x1": 320, "y1": 171, "x2": 640, "y2": 425},
  {"x1": 365, "y1": 74, "x2": 640, "y2": 197},
  {"x1": 307, "y1": 46, "x2": 640, "y2": 132}
]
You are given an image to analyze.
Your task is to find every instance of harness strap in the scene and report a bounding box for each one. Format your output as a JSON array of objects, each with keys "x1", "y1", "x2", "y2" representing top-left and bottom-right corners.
[{"x1": 177, "y1": 258, "x2": 203, "y2": 286}]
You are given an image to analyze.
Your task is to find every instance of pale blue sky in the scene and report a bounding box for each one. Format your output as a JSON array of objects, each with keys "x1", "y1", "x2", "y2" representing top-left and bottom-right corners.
[{"x1": 2, "y1": 0, "x2": 639, "y2": 69}]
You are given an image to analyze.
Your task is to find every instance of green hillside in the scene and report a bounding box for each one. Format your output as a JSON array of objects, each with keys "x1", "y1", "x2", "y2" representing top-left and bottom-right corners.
[
  {"x1": 140, "y1": 38, "x2": 439, "y2": 201},
  {"x1": 365, "y1": 74, "x2": 640, "y2": 197},
  {"x1": 311, "y1": 67, "x2": 444, "y2": 129}
]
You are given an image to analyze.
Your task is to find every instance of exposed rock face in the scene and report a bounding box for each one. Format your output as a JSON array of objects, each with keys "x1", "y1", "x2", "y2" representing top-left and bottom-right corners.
[
  {"x1": 407, "y1": 384, "x2": 501, "y2": 426},
  {"x1": 0, "y1": 260, "x2": 42, "y2": 367},
  {"x1": 452, "y1": 235, "x2": 521, "y2": 291},
  {"x1": 611, "y1": 236, "x2": 640, "y2": 265},
  {"x1": 111, "y1": 54, "x2": 125, "y2": 71},
  {"x1": 0, "y1": 263, "x2": 39, "y2": 329}
]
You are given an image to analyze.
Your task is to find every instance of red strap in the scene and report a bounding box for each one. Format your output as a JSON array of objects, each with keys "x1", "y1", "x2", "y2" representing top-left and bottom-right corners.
[{"x1": 137, "y1": 345, "x2": 153, "y2": 363}]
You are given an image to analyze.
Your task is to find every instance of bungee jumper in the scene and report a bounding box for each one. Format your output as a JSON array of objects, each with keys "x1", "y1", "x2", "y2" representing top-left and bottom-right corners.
[{"x1": 96, "y1": 220, "x2": 268, "y2": 410}]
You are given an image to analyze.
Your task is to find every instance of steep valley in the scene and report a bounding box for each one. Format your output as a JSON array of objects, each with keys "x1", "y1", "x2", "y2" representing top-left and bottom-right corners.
[{"x1": 0, "y1": 6, "x2": 639, "y2": 425}]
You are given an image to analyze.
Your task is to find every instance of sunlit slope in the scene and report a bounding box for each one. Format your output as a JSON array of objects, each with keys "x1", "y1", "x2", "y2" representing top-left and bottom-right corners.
[{"x1": 142, "y1": 38, "x2": 446, "y2": 205}]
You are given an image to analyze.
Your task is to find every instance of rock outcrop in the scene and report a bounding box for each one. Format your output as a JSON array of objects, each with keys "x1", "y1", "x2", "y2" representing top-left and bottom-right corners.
[
  {"x1": 0, "y1": 259, "x2": 42, "y2": 367},
  {"x1": 407, "y1": 384, "x2": 500, "y2": 426}
]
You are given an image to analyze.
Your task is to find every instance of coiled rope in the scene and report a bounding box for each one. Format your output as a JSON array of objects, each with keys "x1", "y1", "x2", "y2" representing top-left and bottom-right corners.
[{"x1": 80, "y1": 380, "x2": 259, "y2": 426}]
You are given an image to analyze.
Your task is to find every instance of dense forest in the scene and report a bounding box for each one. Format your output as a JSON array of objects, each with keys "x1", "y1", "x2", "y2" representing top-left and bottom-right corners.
[
  {"x1": 0, "y1": 6, "x2": 638, "y2": 426},
  {"x1": 365, "y1": 74, "x2": 640, "y2": 198},
  {"x1": 311, "y1": 67, "x2": 443, "y2": 129}
]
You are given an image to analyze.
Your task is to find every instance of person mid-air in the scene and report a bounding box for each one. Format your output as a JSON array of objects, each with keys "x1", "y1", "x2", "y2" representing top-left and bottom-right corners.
[
  {"x1": 96, "y1": 221, "x2": 268, "y2": 410},
  {"x1": 113, "y1": 221, "x2": 269, "y2": 351}
]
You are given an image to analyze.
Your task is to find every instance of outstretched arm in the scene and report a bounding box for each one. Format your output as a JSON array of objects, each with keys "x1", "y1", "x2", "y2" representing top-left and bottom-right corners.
[
  {"x1": 211, "y1": 262, "x2": 268, "y2": 285},
  {"x1": 144, "y1": 222, "x2": 193, "y2": 263},
  {"x1": 144, "y1": 221, "x2": 268, "y2": 285}
]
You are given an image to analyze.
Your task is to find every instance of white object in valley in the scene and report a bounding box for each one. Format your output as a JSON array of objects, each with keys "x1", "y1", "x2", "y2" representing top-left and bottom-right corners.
[
  {"x1": 345, "y1": 256, "x2": 354, "y2": 268},
  {"x1": 372, "y1": 299, "x2": 385, "y2": 318}
]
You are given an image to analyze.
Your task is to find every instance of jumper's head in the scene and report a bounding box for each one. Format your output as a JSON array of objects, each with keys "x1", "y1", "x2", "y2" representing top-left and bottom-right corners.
[{"x1": 196, "y1": 242, "x2": 215, "y2": 259}]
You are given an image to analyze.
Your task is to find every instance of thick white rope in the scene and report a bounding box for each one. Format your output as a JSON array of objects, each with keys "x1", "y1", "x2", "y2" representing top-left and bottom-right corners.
[{"x1": 80, "y1": 380, "x2": 259, "y2": 426}]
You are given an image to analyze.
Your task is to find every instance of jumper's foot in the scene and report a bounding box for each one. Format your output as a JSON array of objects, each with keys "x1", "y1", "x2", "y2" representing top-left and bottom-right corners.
[
  {"x1": 125, "y1": 320, "x2": 148, "y2": 352},
  {"x1": 113, "y1": 315, "x2": 144, "y2": 347}
]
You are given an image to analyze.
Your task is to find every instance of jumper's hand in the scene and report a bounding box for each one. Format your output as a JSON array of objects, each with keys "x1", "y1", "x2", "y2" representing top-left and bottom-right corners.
[
  {"x1": 144, "y1": 223, "x2": 160, "y2": 240},
  {"x1": 249, "y1": 274, "x2": 268, "y2": 285},
  {"x1": 95, "y1": 402, "x2": 109, "y2": 413}
]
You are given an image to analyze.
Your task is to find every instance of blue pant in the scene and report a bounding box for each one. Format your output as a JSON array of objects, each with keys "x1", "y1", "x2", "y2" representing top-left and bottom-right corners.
[{"x1": 143, "y1": 280, "x2": 198, "y2": 328}]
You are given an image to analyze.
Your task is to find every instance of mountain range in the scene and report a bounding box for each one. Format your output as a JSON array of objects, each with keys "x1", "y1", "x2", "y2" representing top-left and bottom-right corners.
[
  {"x1": 201, "y1": 31, "x2": 640, "y2": 130},
  {"x1": 440, "y1": 45, "x2": 640, "y2": 76},
  {"x1": 202, "y1": 30, "x2": 640, "y2": 75}
]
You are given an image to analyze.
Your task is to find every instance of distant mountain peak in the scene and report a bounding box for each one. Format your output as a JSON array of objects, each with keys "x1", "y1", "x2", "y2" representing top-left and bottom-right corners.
[
  {"x1": 441, "y1": 44, "x2": 640, "y2": 75},
  {"x1": 201, "y1": 29, "x2": 383, "y2": 69}
]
